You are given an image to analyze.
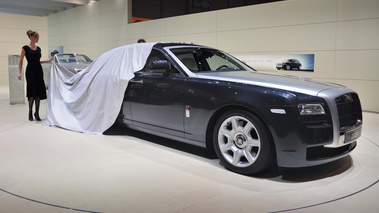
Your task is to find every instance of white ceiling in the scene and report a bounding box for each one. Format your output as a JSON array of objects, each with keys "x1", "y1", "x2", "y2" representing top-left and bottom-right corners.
[{"x1": 0, "y1": 0, "x2": 96, "y2": 17}]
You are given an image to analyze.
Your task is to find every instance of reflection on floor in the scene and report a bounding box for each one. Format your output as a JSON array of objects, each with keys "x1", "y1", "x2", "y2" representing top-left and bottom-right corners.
[{"x1": 0, "y1": 87, "x2": 378, "y2": 213}]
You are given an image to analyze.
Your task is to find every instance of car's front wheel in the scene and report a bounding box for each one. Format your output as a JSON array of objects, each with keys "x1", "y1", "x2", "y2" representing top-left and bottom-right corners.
[{"x1": 213, "y1": 110, "x2": 275, "y2": 175}]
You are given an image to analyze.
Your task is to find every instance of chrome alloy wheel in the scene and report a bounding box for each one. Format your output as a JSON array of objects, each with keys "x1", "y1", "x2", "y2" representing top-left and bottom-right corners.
[{"x1": 217, "y1": 116, "x2": 261, "y2": 168}]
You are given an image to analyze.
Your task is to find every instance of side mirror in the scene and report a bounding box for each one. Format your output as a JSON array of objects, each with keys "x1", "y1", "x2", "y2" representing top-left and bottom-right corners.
[{"x1": 149, "y1": 60, "x2": 171, "y2": 75}]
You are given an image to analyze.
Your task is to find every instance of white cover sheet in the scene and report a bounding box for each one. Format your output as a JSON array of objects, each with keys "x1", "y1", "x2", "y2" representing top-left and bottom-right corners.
[{"x1": 44, "y1": 43, "x2": 156, "y2": 134}]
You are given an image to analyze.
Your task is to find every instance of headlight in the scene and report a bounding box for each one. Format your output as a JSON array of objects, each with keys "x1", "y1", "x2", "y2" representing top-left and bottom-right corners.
[{"x1": 298, "y1": 103, "x2": 325, "y2": 115}]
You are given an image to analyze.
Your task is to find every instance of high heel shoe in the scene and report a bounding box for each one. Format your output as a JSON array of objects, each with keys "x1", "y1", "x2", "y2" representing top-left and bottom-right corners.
[
  {"x1": 34, "y1": 112, "x2": 41, "y2": 121},
  {"x1": 29, "y1": 111, "x2": 33, "y2": 121}
]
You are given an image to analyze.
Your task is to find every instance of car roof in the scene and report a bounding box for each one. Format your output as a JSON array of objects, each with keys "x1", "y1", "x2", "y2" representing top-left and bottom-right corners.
[{"x1": 153, "y1": 42, "x2": 201, "y2": 49}]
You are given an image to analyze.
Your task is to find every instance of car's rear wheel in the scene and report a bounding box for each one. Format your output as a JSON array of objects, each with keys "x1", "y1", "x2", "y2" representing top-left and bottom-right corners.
[{"x1": 213, "y1": 110, "x2": 275, "y2": 175}]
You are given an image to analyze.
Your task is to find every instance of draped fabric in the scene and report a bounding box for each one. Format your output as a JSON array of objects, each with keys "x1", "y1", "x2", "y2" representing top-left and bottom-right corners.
[{"x1": 43, "y1": 43, "x2": 156, "y2": 134}]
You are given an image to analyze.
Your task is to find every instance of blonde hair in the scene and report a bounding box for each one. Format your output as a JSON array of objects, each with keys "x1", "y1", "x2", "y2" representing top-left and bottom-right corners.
[{"x1": 26, "y1": 30, "x2": 39, "y2": 39}]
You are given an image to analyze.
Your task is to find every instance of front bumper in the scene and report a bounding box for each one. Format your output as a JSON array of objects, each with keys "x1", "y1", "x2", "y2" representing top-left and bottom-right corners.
[
  {"x1": 274, "y1": 87, "x2": 362, "y2": 168},
  {"x1": 277, "y1": 141, "x2": 357, "y2": 168}
]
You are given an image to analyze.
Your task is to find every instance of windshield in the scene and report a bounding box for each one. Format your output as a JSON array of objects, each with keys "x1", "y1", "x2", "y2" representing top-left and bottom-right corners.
[
  {"x1": 55, "y1": 54, "x2": 92, "y2": 64},
  {"x1": 170, "y1": 47, "x2": 254, "y2": 73}
]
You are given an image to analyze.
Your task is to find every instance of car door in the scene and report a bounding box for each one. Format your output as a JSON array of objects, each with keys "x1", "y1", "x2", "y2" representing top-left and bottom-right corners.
[{"x1": 127, "y1": 49, "x2": 187, "y2": 137}]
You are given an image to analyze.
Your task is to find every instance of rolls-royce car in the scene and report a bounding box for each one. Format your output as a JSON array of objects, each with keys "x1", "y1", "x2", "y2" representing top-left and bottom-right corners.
[
  {"x1": 277, "y1": 59, "x2": 302, "y2": 70},
  {"x1": 117, "y1": 43, "x2": 362, "y2": 175},
  {"x1": 53, "y1": 53, "x2": 93, "y2": 73}
]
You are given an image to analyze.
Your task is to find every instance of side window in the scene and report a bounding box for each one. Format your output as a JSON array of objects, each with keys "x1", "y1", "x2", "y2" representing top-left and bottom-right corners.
[
  {"x1": 177, "y1": 53, "x2": 198, "y2": 72},
  {"x1": 139, "y1": 49, "x2": 168, "y2": 73},
  {"x1": 206, "y1": 54, "x2": 240, "y2": 71},
  {"x1": 136, "y1": 49, "x2": 183, "y2": 76}
]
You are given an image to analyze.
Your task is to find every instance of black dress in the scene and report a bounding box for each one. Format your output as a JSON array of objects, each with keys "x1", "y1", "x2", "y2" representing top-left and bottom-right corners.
[{"x1": 23, "y1": 45, "x2": 47, "y2": 100}]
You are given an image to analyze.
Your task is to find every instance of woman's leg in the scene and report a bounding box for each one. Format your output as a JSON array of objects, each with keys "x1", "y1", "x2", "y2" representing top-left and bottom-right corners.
[
  {"x1": 34, "y1": 97, "x2": 41, "y2": 121},
  {"x1": 28, "y1": 97, "x2": 34, "y2": 121}
]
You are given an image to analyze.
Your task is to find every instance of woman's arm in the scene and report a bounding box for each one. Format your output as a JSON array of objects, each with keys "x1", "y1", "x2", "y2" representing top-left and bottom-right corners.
[
  {"x1": 18, "y1": 48, "x2": 25, "y2": 80},
  {"x1": 40, "y1": 58, "x2": 53, "y2": 64}
]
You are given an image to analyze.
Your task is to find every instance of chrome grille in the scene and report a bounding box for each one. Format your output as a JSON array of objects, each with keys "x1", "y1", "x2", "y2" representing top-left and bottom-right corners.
[{"x1": 335, "y1": 93, "x2": 362, "y2": 131}]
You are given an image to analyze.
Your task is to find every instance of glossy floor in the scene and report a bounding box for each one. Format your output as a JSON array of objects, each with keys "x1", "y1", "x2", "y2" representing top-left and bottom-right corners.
[{"x1": 0, "y1": 87, "x2": 378, "y2": 213}]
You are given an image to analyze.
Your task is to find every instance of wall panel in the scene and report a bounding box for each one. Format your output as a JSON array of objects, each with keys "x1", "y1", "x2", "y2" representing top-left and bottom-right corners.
[
  {"x1": 59, "y1": 8, "x2": 77, "y2": 23},
  {"x1": 127, "y1": 20, "x2": 166, "y2": 41},
  {"x1": 101, "y1": 9, "x2": 127, "y2": 28},
  {"x1": 48, "y1": 35, "x2": 63, "y2": 47},
  {"x1": 48, "y1": 22, "x2": 63, "y2": 37},
  {"x1": 100, "y1": 41, "x2": 121, "y2": 54},
  {"x1": 101, "y1": 25, "x2": 123, "y2": 42},
  {"x1": 166, "y1": 32, "x2": 217, "y2": 47},
  {"x1": 335, "y1": 50, "x2": 379, "y2": 80},
  {"x1": 336, "y1": 19, "x2": 379, "y2": 50},
  {"x1": 217, "y1": 0, "x2": 337, "y2": 31},
  {"x1": 166, "y1": 12, "x2": 217, "y2": 35},
  {"x1": 337, "y1": 0, "x2": 379, "y2": 21},
  {"x1": 0, "y1": 13, "x2": 47, "y2": 30},
  {"x1": 61, "y1": 20, "x2": 79, "y2": 34},
  {"x1": 217, "y1": 23, "x2": 336, "y2": 53},
  {"x1": 78, "y1": 15, "x2": 100, "y2": 31},
  {"x1": 47, "y1": 13, "x2": 62, "y2": 26},
  {"x1": 75, "y1": 1, "x2": 100, "y2": 19},
  {"x1": 77, "y1": 43, "x2": 101, "y2": 60},
  {"x1": 0, "y1": 13, "x2": 48, "y2": 88},
  {"x1": 61, "y1": 32, "x2": 78, "y2": 46},
  {"x1": 79, "y1": 29, "x2": 101, "y2": 44},
  {"x1": 100, "y1": 0, "x2": 127, "y2": 14}
]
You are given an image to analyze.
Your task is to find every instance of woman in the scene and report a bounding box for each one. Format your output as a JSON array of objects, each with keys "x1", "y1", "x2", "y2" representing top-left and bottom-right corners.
[{"x1": 18, "y1": 30, "x2": 52, "y2": 121}]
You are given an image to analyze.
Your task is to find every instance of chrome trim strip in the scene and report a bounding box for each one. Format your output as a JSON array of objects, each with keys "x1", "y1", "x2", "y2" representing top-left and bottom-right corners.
[{"x1": 270, "y1": 109, "x2": 286, "y2": 114}]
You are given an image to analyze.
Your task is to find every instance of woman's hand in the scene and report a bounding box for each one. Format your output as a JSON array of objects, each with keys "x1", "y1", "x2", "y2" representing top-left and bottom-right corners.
[
  {"x1": 41, "y1": 58, "x2": 53, "y2": 64},
  {"x1": 18, "y1": 73, "x2": 22, "y2": 81}
]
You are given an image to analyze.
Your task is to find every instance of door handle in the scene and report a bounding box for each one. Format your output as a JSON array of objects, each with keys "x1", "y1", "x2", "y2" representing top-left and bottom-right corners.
[{"x1": 130, "y1": 79, "x2": 143, "y2": 84}]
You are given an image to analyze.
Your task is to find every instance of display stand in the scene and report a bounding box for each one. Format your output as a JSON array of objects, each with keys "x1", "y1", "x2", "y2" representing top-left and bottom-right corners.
[{"x1": 8, "y1": 55, "x2": 25, "y2": 104}]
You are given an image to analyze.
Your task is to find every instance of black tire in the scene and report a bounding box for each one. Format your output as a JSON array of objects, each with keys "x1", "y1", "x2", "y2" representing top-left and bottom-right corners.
[
  {"x1": 285, "y1": 64, "x2": 291, "y2": 70},
  {"x1": 213, "y1": 110, "x2": 275, "y2": 175}
]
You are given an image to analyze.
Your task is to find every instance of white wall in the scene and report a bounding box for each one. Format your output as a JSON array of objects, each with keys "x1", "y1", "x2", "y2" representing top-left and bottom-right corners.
[
  {"x1": 0, "y1": 13, "x2": 48, "y2": 87},
  {"x1": 1, "y1": 0, "x2": 375, "y2": 112},
  {"x1": 48, "y1": 0, "x2": 130, "y2": 60}
]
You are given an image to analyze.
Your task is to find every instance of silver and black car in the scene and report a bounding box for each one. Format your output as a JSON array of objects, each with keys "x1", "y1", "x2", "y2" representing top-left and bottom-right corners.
[
  {"x1": 54, "y1": 53, "x2": 92, "y2": 73},
  {"x1": 277, "y1": 58, "x2": 302, "y2": 70},
  {"x1": 117, "y1": 43, "x2": 362, "y2": 175}
]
